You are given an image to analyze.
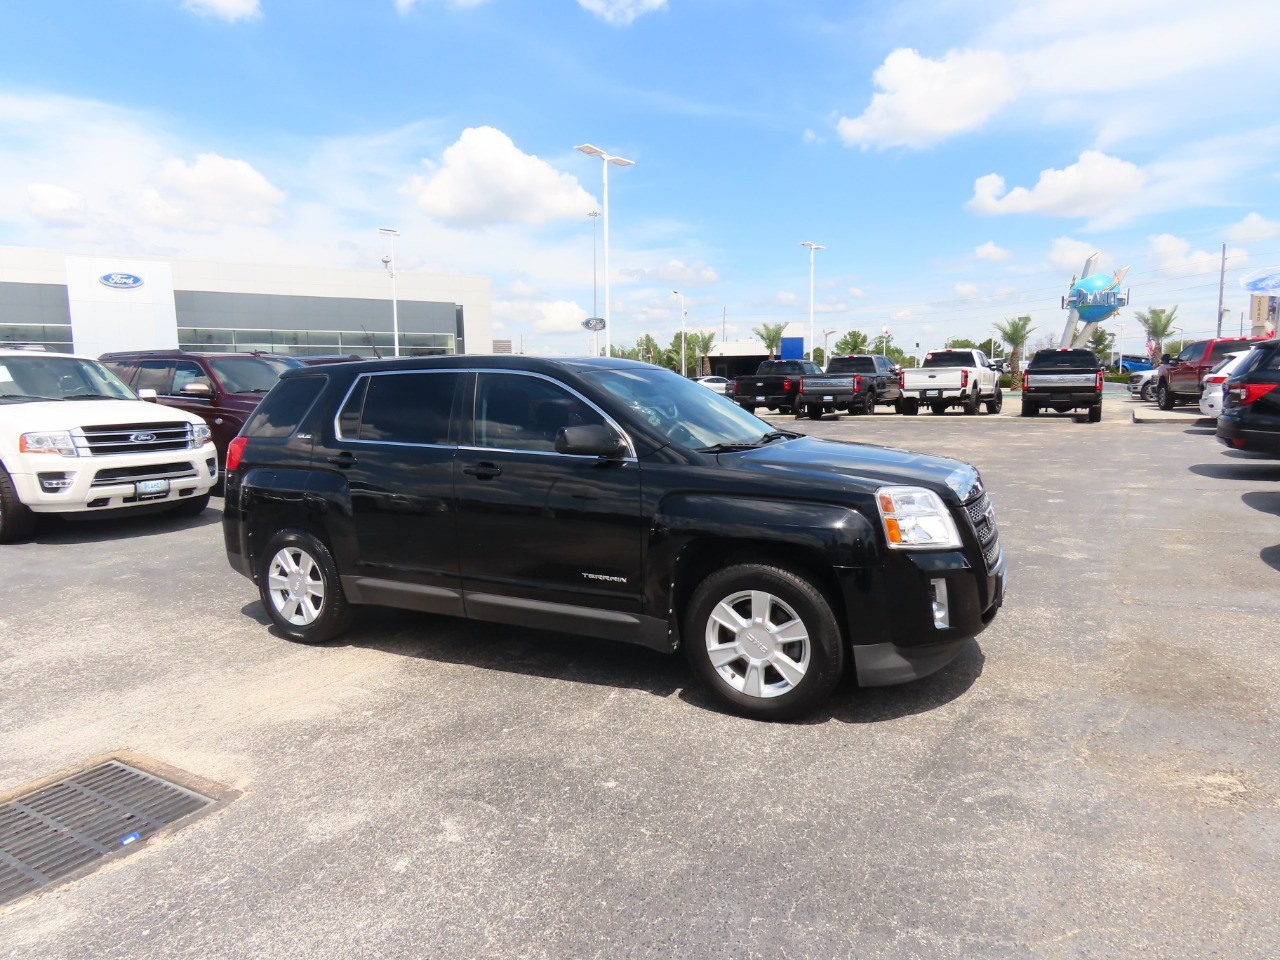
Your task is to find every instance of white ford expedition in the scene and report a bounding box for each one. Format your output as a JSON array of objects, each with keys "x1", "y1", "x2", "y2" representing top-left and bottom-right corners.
[{"x1": 0, "y1": 349, "x2": 218, "y2": 542}]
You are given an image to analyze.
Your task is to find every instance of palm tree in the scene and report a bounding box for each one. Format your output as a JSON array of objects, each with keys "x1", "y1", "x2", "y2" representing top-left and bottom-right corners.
[
  {"x1": 1133, "y1": 306, "x2": 1178, "y2": 360},
  {"x1": 994, "y1": 315, "x2": 1036, "y2": 380},
  {"x1": 753, "y1": 322, "x2": 787, "y2": 359},
  {"x1": 685, "y1": 330, "x2": 716, "y2": 376}
]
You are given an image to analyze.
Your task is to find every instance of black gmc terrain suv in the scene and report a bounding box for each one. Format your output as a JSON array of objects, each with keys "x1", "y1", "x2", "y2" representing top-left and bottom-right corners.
[{"x1": 223, "y1": 356, "x2": 1005, "y2": 720}]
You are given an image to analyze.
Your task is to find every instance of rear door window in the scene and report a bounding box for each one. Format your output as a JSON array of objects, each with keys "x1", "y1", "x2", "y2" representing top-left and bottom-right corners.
[
  {"x1": 344, "y1": 371, "x2": 461, "y2": 445},
  {"x1": 134, "y1": 360, "x2": 173, "y2": 393}
]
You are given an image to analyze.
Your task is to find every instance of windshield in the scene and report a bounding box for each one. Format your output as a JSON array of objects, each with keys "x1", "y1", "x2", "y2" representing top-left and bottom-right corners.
[
  {"x1": 921, "y1": 351, "x2": 974, "y2": 368},
  {"x1": 0, "y1": 354, "x2": 136, "y2": 403},
  {"x1": 584, "y1": 367, "x2": 780, "y2": 451},
  {"x1": 207, "y1": 355, "x2": 302, "y2": 393},
  {"x1": 826, "y1": 357, "x2": 876, "y2": 374},
  {"x1": 1028, "y1": 350, "x2": 1099, "y2": 370}
]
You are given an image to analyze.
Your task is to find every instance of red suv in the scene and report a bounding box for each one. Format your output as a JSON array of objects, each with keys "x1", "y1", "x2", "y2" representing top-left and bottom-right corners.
[
  {"x1": 1155, "y1": 337, "x2": 1261, "y2": 410},
  {"x1": 99, "y1": 351, "x2": 303, "y2": 465}
]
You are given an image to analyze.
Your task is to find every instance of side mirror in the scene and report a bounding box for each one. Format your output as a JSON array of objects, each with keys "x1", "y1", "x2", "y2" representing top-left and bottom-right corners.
[
  {"x1": 555, "y1": 424, "x2": 629, "y2": 458},
  {"x1": 180, "y1": 381, "x2": 214, "y2": 397},
  {"x1": 1161, "y1": 354, "x2": 1172, "y2": 364},
  {"x1": 137, "y1": 388, "x2": 157, "y2": 401}
]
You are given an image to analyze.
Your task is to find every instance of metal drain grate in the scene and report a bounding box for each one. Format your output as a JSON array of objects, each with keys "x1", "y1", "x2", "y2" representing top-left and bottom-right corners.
[{"x1": 0, "y1": 760, "x2": 213, "y2": 907}]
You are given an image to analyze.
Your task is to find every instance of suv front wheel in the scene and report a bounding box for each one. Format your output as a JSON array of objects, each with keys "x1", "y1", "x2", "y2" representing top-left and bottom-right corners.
[
  {"x1": 684, "y1": 563, "x2": 845, "y2": 720},
  {"x1": 258, "y1": 529, "x2": 353, "y2": 643}
]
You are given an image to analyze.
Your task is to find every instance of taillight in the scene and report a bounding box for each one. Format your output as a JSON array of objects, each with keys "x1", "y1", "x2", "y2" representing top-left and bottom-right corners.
[
  {"x1": 1021, "y1": 372, "x2": 1029, "y2": 391},
  {"x1": 854, "y1": 375, "x2": 862, "y2": 392},
  {"x1": 796, "y1": 377, "x2": 804, "y2": 392},
  {"x1": 1205, "y1": 375, "x2": 1228, "y2": 385},
  {"x1": 782, "y1": 378, "x2": 793, "y2": 392},
  {"x1": 1229, "y1": 383, "x2": 1278, "y2": 405},
  {"x1": 960, "y1": 370, "x2": 969, "y2": 389},
  {"x1": 1096, "y1": 371, "x2": 1104, "y2": 391},
  {"x1": 898, "y1": 370, "x2": 905, "y2": 389},
  {"x1": 226, "y1": 436, "x2": 247, "y2": 472}
]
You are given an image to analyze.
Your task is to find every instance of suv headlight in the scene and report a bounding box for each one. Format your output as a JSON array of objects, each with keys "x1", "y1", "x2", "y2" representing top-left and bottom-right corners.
[
  {"x1": 19, "y1": 431, "x2": 78, "y2": 457},
  {"x1": 875, "y1": 486, "x2": 962, "y2": 550},
  {"x1": 190, "y1": 424, "x2": 212, "y2": 447}
]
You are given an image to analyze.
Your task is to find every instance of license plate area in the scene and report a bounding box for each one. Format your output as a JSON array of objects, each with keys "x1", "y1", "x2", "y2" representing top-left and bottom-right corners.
[
  {"x1": 822, "y1": 395, "x2": 834, "y2": 401},
  {"x1": 925, "y1": 389, "x2": 942, "y2": 398},
  {"x1": 135, "y1": 479, "x2": 170, "y2": 500},
  {"x1": 755, "y1": 395, "x2": 765, "y2": 401}
]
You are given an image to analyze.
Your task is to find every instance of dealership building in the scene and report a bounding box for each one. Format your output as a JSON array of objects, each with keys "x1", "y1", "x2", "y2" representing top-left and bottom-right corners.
[{"x1": 0, "y1": 246, "x2": 492, "y2": 358}]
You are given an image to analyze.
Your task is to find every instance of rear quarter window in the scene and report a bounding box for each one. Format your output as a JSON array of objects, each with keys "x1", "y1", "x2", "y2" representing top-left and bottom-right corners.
[
  {"x1": 1028, "y1": 350, "x2": 1099, "y2": 369},
  {"x1": 826, "y1": 357, "x2": 876, "y2": 374},
  {"x1": 243, "y1": 376, "x2": 326, "y2": 439}
]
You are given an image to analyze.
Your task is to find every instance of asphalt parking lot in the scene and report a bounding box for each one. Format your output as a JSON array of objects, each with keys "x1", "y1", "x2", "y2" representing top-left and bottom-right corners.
[{"x1": 3, "y1": 397, "x2": 1280, "y2": 960}]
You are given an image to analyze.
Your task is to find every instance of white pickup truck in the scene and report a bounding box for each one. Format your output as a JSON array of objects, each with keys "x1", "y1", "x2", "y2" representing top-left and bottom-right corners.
[
  {"x1": 898, "y1": 349, "x2": 1003, "y2": 416},
  {"x1": 0, "y1": 349, "x2": 219, "y2": 542}
]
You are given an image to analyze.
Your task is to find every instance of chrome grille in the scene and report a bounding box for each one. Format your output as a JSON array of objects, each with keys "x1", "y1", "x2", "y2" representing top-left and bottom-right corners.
[
  {"x1": 964, "y1": 491, "x2": 1000, "y2": 573},
  {"x1": 78, "y1": 423, "x2": 193, "y2": 455}
]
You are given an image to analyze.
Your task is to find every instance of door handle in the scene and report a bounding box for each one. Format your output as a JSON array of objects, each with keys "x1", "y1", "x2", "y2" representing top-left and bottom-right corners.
[
  {"x1": 327, "y1": 452, "x2": 358, "y2": 468},
  {"x1": 463, "y1": 463, "x2": 502, "y2": 480}
]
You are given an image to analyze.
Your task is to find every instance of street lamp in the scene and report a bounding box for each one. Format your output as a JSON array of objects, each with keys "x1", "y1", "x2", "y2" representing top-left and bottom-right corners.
[
  {"x1": 801, "y1": 242, "x2": 825, "y2": 361},
  {"x1": 822, "y1": 328, "x2": 837, "y2": 365},
  {"x1": 673, "y1": 290, "x2": 687, "y2": 377},
  {"x1": 377, "y1": 227, "x2": 400, "y2": 357},
  {"x1": 575, "y1": 144, "x2": 635, "y2": 359},
  {"x1": 588, "y1": 210, "x2": 600, "y2": 356}
]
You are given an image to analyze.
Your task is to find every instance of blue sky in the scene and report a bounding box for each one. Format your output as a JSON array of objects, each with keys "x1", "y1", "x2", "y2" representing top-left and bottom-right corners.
[{"x1": 2, "y1": 0, "x2": 1278, "y2": 355}]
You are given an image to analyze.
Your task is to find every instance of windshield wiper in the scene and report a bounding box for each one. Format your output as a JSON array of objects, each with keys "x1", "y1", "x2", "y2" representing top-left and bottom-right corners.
[
  {"x1": 66, "y1": 393, "x2": 122, "y2": 400},
  {"x1": 698, "y1": 441, "x2": 765, "y2": 453},
  {"x1": 759, "y1": 430, "x2": 800, "y2": 444},
  {"x1": 0, "y1": 394, "x2": 64, "y2": 402}
]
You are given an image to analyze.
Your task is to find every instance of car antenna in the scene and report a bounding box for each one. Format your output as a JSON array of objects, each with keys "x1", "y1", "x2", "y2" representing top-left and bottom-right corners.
[{"x1": 361, "y1": 324, "x2": 383, "y2": 360}]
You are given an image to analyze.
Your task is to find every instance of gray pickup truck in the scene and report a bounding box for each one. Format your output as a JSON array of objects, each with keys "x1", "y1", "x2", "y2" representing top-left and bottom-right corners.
[{"x1": 1020, "y1": 348, "x2": 1103, "y2": 422}]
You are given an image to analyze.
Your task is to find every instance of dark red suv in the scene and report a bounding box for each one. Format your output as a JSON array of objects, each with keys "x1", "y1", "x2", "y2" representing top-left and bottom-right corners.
[
  {"x1": 1155, "y1": 337, "x2": 1261, "y2": 409},
  {"x1": 99, "y1": 351, "x2": 303, "y2": 465}
]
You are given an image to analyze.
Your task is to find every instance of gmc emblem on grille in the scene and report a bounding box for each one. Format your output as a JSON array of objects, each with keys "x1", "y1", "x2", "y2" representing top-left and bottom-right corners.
[{"x1": 130, "y1": 432, "x2": 157, "y2": 443}]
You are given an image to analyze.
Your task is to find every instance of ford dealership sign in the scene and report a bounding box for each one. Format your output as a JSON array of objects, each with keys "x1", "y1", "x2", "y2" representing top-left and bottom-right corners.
[{"x1": 99, "y1": 273, "x2": 144, "y2": 289}]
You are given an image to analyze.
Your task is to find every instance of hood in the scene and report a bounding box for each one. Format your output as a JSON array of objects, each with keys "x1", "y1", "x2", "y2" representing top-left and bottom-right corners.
[
  {"x1": 725, "y1": 435, "x2": 982, "y2": 503},
  {"x1": 2, "y1": 398, "x2": 208, "y2": 431}
]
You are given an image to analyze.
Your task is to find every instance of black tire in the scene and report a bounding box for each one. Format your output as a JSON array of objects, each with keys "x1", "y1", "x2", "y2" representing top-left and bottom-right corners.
[
  {"x1": 683, "y1": 563, "x2": 845, "y2": 721},
  {"x1": 860, "y1": 395, "x2": 874, "y2": 415},
  {"x1": 806, "y1": 406, "x2": 822, "y2": 420},
  {"x1": 0, "y1": 464, "x2": 37, "y2": 544},
  {"x1": 1088, "y1": 403, "x2": 1102, "y2": 423},
  {"x1": 1157, "y1": 381, "x2": 1175, "y2": 410},
  {"x1": 1020, "y1": 399, "x2": 1039, "y2": 417},
  {"x1": 985, "y1": 389, "x2": 1003, "y2": 414},
  {"x1": 742, "y1": 404, "x2": 757, "y2": 414},
  {"x1": 900, "y1": 398, "x2": 918, "y2": 416},
  {"x1": 1139, "y1": 382, "x2": 1153, "y2": 402},
  {"x1": 931, "y1": 402, "x2": 947, "y2": 416},
  {"x1": 257, "y1": 529, "x2": 354, "y2": 643},
  {"x1": 169, "y1": 491, "x2": 212, "y2": 517},
  {"x1": 962, "y1": 390, "x2": 979, "y2": 416}
]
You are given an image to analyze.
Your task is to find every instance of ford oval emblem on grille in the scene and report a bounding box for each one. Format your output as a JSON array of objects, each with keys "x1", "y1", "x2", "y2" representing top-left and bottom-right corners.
[
  {"x1": 99, "y1": 273, "x2": 144, "y2": 289},
  {"x1": 130, "y1": 432, "x2": 157, "y2": 443}
]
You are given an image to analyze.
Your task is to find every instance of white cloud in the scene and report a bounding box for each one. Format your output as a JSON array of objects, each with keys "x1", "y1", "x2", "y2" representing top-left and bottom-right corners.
[
  {"x1": 620, "y1": 258, "x2": 719, "y2": 286},
  {"x1": 395, "y1": 0, "x2": 490, "y2": 12},
  {"x1": 774, "y1": 291, "x2": 798, "y2": 305},
  {"x1": 406, "y1": 126, "x2": 595, "y2": 228},
  {"x1": 26, "y1": 183, "x2": 87, "y2": 226},
  {"x1": 1226, "y1": 212, "x2": 1280, "y2": 244},
  {"x1": 1047, "y1": 237, "x2": 1111, "y2": 274},
  {"x1": 491, "y1": 298, "x2": 590, "y2": 335},
  {"x1": 143, "y1": 153, "x2": 286, "y2": 229},
  {"x1": 837, "y1": 48, "x2": 1019, "y2": 149},
  {"x1": 848, "y1": 286, "x2": 865, "y2": 298},
  {"x1": 577, "y1": 0, "x2": 667, "y2": 26},
  {"x1": 1147, "y1": 233, "x2": 1244, "y2": 279},
  {"x1": 968, "y1": 151, "x2": 1148, "y2": 218},
  {"x1": 181, "y1": 0, "x2": 261, "y2": 22},
  {"x1": 974, "y1": 241, "x2": 1012, "y2": 261},
  {"x1": 955, "y1": 282, "x2": 980, "y2": 298},
  {"x1": 892, "y1": 309, "x2": 912, "y2": 320}
]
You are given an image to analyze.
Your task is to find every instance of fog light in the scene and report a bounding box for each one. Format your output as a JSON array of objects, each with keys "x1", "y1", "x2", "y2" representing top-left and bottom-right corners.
[
  {"x1": 206, "y1": 457, "x2": 218, "y2": 474},
  {"x1": 930, "y1": 578, "x2": 950, "y2": 629},
  {"x1": 38, "y1": 472, "x2": 72, "y2": 492}
]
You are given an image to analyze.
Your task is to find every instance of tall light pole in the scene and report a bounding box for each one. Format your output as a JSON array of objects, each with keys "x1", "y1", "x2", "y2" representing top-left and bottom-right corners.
[
  {"x1": 822, "y1": 328, "x2": 837, "y2": 365},
  {"x1": 575, "y1": 145, "x2": 635, "y2": 358},
  {"x1": 377, "y1": 227, "x2": 400, "y2": 357},
  {"x1": 673, "y1": 290, "x2": 686, "y2": 377},
  {"x1": 801, "y1": 242, "x2": 824, "y2": 362},
  {"x1": 588, "y1": 210, "x2": 600, "y2": 356}
]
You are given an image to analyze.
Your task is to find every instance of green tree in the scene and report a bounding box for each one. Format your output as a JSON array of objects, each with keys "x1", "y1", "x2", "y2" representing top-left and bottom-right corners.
[
  {"x1": 685, "y1": 330, "x2": 716, "y2": 376},
  {"x1": 753, "y1": 322, "x2": 787, "y2": 358},
  {"x1": 1088, "y1": 325, "x2": 1115, "y2": 365},
  {"x1": 832, "y1": 330, "x2": 869, "y2": 355},
  {"x1": 947, "y1": 337, "x2": 980, "y2": 349},
  {"x1": 812, "y1": 346, "x2": 826, "y2": 367},
  {"x1": 993, "y1": 315, "x2": 1037, "y2": 380},
  {"x1": 1133, "y1": 306, "x2": 1179, "y2": 360}
]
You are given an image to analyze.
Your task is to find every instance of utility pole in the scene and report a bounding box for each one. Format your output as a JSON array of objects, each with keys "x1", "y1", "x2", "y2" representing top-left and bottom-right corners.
[
  {"x1": 722, "y1": 306, "x2": 727, "y2": 344},
  {"x1": 1216, "y1": 242, "x2": 1227, "y2": 338}
]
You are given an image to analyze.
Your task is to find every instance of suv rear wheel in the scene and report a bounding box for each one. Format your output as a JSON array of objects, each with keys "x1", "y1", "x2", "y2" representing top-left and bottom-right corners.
[
  {"x1": 683, "y1": 563, "x2": 845, "y2": 720},
  {"x1": 1157, "y1": 381, "x2": 1176, "y2": 410},
  {"x1": 258, "y1": 529, "x2": 353, "y2": 643}
]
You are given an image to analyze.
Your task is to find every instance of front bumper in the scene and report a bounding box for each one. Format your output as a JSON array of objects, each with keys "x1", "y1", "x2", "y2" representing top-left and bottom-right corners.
[{"x1": 9, "y1": 445, "x2": 219, "y2": 513}]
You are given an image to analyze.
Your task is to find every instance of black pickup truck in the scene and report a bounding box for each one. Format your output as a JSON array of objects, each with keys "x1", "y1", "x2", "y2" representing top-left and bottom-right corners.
[
  {"x1": 1020, "y1": 348, "x2": 1104, "y2": 421},
  {"x1": 224, "y1": 356, "x2": 1006, "y2": 721},
  {"x1": 793, "y1": 354, "x2": 903, "y2": 419},
  {"x1": 729, "y1": 359, "x2": 823, "y2": 414}
]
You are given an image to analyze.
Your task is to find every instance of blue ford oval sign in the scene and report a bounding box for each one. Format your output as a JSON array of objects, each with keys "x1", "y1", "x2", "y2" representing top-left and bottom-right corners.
[
  {"x1": 582, "y1": 317, "x2": 606, "y2": 331},
  {"x1": 99, "y1": 273, "x2": 144, "y2": 289}
]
